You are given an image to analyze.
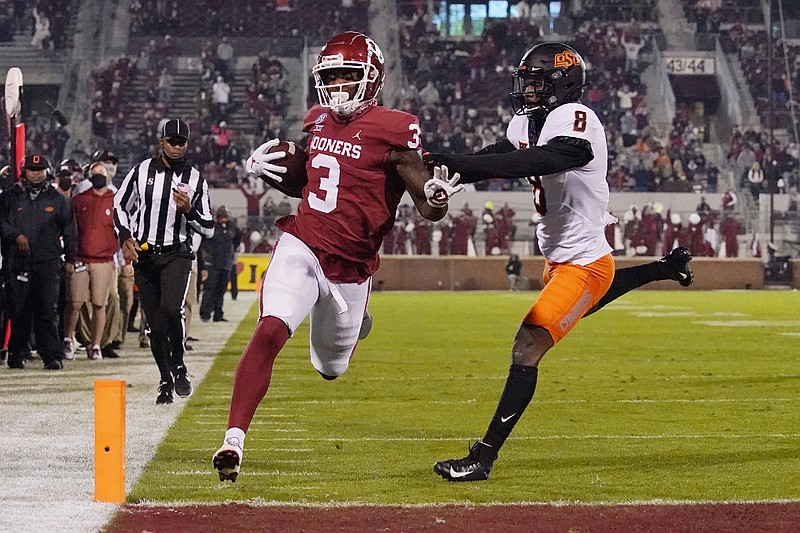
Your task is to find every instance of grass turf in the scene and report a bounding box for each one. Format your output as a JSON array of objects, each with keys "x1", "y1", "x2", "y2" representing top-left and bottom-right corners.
[{"x1": 128, "y1": 290, "x2": 800, "y2": 504}]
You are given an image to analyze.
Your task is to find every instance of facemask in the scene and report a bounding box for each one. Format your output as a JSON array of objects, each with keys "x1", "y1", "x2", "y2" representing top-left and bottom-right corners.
[
  {"x1": 58, "y1": 175, "x2": 72, "y2": 191},
  {"x1": 90, "y1": 173, "x2": 107, "y2": 189}
]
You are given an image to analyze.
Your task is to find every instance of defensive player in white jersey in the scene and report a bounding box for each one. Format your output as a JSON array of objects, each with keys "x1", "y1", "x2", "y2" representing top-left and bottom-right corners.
[{"x1": 424, "y1": 42, "x2": 694, "y2": 482}]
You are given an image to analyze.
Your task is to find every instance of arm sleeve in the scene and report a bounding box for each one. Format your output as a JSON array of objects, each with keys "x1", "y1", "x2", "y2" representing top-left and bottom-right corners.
[
  {"x1": 113, "y1": 166, "x2": 139, "y2": 243},
  {"x1": 427, "y1": 136, "x2": 594, "y2": 183},
  {"x1": 472, "y1": 138, "x2": 517, "y2": 156},
  {"x1": 186, "y1": 174, "x2": 215, "y2": 238}
]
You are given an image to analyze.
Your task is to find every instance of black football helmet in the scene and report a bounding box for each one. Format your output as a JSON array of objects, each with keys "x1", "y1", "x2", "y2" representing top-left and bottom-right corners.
[{"x1": 510, "y1": 42, "x2": 587, "y2": 118}]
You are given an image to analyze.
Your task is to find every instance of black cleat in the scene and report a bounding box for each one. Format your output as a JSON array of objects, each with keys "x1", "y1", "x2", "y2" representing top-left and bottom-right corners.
[
  {"x1": 44, "y1": 359, "x2": 63, "y2": 370},
  {"x1": 434, "y1": 441, "x2": 497, "y2": 482},
  {"x1": 213, "y1": 438, "x2": 243, "y2": 482},
  {"x1": 173, "y1": 366, "x2": 193, "y2": 397},
  {"x1": 156, "y1": 381, "x2": 174, "y2": 405},
  {"x1": 102, "y1": 346, "x2": 120, "y2": 359},
  {"x1": 661, "y1": 246, "x2": 694, "y2": 287}
]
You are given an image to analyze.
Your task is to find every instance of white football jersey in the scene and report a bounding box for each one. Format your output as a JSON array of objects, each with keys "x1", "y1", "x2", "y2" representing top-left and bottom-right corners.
[{"x1": 506, "y1": 103, "x2": 611, "y2": 265}]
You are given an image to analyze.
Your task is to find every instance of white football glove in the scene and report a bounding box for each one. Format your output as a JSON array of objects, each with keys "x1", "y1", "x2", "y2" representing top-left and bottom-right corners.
[
  {"x1": 245, "y1": 138, "x2": 287, "y2": 182},
  {"x1": 424, "y1": 165, "x2": 464, "y2": 208}
]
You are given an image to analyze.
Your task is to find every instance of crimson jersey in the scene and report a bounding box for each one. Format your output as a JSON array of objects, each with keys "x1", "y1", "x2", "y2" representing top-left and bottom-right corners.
[{"x1": 276, "y1": 104, "x2": 422, "y2": 283}]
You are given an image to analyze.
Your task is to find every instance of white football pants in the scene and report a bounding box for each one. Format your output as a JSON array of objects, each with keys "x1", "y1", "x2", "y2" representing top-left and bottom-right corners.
[{"x1": 260, "y1": 232, "x2": 370, "y2": 377}]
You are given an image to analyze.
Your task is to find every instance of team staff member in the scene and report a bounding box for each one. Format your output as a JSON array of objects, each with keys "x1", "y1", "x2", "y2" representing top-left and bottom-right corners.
[
  {"x1": 63, "y1": 162, "x2": 117, "y2": 361},
  {"x1": 114, "y1": 119, "x2": 214, "y2": 404},
  {"x1": 199, "y1": 206, "x2": 240, "y2": 323},
  {"x1": 0, "y1": 154, "x2": 77, "y2": 370}
]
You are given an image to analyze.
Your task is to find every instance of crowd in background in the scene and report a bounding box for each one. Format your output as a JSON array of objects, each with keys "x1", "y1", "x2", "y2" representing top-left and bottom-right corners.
[
  {"x1": 128, "y1": 0, "x2": 369, "y2": 45},
  {"x1": 5, "y1": 0, "x2": 800, "y2": 262}
]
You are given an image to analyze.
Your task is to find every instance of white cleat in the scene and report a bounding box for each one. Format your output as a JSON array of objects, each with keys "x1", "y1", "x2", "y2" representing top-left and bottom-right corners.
[{"x1": 212, "y1": 437, "x2": 243, "y2": 482}]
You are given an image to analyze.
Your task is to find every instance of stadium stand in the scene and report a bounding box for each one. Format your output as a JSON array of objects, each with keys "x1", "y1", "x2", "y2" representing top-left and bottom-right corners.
[{"x1": 3, "y1": 0, "x2": 800, "y2": 258}]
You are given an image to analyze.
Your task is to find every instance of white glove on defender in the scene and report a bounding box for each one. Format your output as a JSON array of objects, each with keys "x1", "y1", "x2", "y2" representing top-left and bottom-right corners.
[
  {"x1": 246, "y1": 138, "x2": 287, "y2": 182},
  {"x1": 424, "y1": 165, "x2": 464, "y2": 208}
]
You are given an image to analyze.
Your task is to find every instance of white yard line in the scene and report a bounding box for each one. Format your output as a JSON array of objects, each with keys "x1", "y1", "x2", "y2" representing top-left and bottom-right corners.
[{"x1": 0, "y1": 293, "x2": 256, "y2": 533}]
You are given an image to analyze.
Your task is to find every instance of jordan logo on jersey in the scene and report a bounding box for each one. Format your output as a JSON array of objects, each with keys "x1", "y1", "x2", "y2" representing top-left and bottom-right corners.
[{"x1": 353, "y1": 130, "x2": 362, "y2": 140}]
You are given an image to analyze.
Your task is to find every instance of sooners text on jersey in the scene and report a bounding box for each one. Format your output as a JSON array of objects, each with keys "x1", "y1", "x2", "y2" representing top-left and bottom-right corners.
[{"x1": 276, "y1": 104, "x2": 422, "y2": 283}]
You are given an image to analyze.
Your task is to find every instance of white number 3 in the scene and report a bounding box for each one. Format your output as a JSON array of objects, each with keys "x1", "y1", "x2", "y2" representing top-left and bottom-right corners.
[
  {"x1": 307, "y1": 153, "x2": 340, "y2": 213},
  {"x1": 407, "y1": 123, "x2": 421, "y2": 149}
]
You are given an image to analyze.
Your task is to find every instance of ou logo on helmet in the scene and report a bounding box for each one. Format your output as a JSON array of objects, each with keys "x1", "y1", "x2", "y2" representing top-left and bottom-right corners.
[
  {"x1": 554, "y1": 50, "x2": 580, "y2": 68},
  {"x1": 365, "y1": 37, "x2": 384, "y2": 63}
]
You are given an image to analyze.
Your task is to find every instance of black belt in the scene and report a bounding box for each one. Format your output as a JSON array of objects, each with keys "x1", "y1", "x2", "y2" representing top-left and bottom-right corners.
[{"x1": 140, "y1": 242, "x2": 183, "y2": 254}]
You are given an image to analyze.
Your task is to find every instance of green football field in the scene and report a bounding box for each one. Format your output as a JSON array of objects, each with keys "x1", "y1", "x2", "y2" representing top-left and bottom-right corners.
[{"x1": 129, "y1": 290, "x2": 800, "y2": 504}]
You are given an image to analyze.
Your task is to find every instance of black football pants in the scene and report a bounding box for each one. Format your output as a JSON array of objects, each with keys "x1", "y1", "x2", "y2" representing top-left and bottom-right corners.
[
  {"x1": 134, "y1": 250, "x2": 192, "y2": 385},
  {"x1": 5, "y1": 259, "x2": 62, "y2": 367}
]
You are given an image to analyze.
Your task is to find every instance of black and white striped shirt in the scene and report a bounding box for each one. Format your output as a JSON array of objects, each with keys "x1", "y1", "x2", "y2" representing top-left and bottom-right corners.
[{"x1": 113, "y1": 157, "x2": 214, "y2": 246}]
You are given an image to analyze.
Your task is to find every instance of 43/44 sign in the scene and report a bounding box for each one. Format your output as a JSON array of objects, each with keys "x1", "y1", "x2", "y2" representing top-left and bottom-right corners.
[{"x1": 664, "y1": 56, "x2": 715, "y2": 75}]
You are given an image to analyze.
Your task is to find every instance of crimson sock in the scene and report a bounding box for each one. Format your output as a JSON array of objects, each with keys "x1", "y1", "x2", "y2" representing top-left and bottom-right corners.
[{"x1": 227, "y1": 316, "x2": 290, "y2": 432}]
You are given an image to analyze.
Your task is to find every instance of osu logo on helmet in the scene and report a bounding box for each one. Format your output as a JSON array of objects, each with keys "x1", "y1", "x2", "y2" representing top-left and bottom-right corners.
[{"x1": 554, "y1": 50, "x2": 580, "y2": 68}]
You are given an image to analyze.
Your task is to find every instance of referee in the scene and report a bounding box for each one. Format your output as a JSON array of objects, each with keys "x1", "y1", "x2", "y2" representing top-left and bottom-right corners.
[{"x1": 114, "y1": 119, "x2": 214, "y2": 404}]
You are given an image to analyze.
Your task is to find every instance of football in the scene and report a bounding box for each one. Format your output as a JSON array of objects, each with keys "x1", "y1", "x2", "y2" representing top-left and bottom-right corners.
[{"x1": 258, "y1": 141, "x2": 308, "y2": 198}]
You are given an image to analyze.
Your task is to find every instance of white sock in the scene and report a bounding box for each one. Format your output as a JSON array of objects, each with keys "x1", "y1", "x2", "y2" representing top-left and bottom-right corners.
[{"x1": 224, "y1": 427, "x2": 246, "y2": 449}]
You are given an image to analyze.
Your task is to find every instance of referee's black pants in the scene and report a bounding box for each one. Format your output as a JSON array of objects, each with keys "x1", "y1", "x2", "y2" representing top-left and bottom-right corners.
[
  {"x1": 134, "y1": 249, "x2": 192, "y2": 386},
  {"x1": 5, "y1": 259, "x2": 62, "y2": 367}
]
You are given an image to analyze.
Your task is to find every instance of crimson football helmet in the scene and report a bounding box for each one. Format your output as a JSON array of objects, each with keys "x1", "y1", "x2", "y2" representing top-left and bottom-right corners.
[
  {"x1": 510, "y1": 42, "x2": 587, "y2": 118},
  {"x1": 312, "y1": 31, "x2": 385, "y2": 117}
]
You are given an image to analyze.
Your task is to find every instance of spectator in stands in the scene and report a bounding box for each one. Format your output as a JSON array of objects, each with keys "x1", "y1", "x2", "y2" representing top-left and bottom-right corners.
[
  {"x1": 31, "y1": 6, "x2": 50, "y2": 49},
  {"x1": 616, "y1": 83, "x2": 637, "y2": 114},
  {"x1": 211, "y1": 121, "x2": 234, "y2": 164},
  {"x1": 747, "y1": 161, "x2": 764, "y2": 199},
  {"x1": 735, "y1": 144, "x2": 756, "y2": 187},
  {"x1": 621, "y1": 31, "x2": 645, "y2": 73},
  {"x1": 721, "y1": 188, "x2": 738, "y2": 212},
  {"x1": 212, "y1": 76, "x2": 231, "y2": 122},
  {"x1": 157, "y1": 67, "x2": 174, "y2": 106},
  {"x1": 216, "y1": 37, "x2": 235, "y2": 76}
]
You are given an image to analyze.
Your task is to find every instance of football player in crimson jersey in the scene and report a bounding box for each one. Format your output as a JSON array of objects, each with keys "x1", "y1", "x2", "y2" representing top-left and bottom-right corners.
[
  {"x1": 424, "y1": 42, "x2": 694, "y2": 482},
  {"x1": 212, "y1": 31, "x2": 462, "y2": 482}
]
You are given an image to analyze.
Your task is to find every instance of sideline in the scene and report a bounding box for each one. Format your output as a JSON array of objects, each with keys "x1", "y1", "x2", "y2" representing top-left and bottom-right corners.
[{"x1": 0, "y1": 293, "x2": 256, "y2": 533}]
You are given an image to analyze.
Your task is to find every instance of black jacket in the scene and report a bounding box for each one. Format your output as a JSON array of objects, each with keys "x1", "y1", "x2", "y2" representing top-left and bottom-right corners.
[
  {"x1": 201, "y1": 220, "x2": 241, "y2": 271},
  {"x1": 506, "y1": 256, "x2": 522, "y2": 276},
  {"x1": 0, "y1": 184, "x2": 77, "y2": 270}
]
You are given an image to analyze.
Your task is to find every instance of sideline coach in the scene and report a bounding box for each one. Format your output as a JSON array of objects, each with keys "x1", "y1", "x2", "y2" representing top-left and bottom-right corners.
[{"x1": 114, "y1": 118, "x2": 214, "y2": 404}]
